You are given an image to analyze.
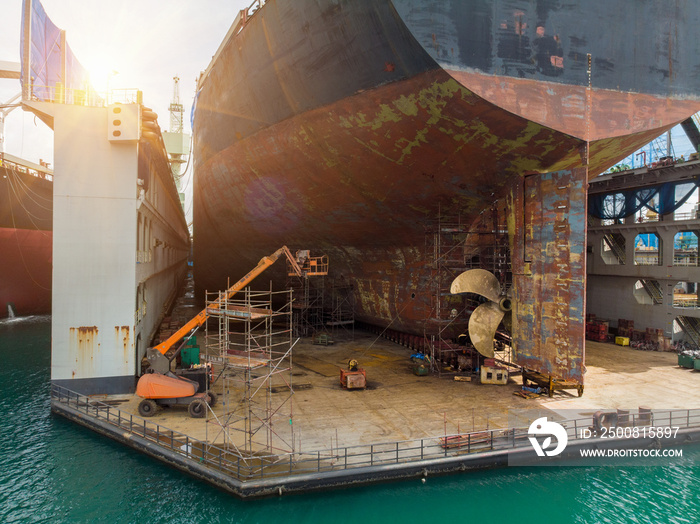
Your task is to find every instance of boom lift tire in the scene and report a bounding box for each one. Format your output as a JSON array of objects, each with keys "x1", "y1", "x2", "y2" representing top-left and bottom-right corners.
[
  {"x1": 188, "y1": 399, "x2": 206, "y2": 418},
  {"x1": 138, "y1": 399, "x2": 157, "y2": 417},
  {"x1": 205, "y1": 390, "x2": 217, "y2": 407}
]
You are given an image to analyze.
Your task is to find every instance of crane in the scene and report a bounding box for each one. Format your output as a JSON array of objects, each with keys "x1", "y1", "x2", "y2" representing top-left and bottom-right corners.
[
  {"x1": 162, "y1": 76, "x2": 190, "y2": 193},
  {"x1": 136, "y1": 246, "x2": 328, "y2": 418}
]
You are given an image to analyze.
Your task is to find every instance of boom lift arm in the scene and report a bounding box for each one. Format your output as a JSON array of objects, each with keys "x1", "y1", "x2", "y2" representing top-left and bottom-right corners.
[{"x1": 144, "y1": 246, "x2": 320, "y2": 374}]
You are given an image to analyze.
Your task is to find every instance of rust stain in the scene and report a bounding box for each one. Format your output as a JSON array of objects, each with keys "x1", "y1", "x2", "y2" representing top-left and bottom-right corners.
[
  {"x1": 116, "y1": 326, "x2": 131, "y2": 363},
  {"x1": 194, "y1": 67, "x2": 696, "y2": 339},
  {"x1": 69, "y1": 326, "x2": 98, "y2": 375},
  {"x1": 508, "y1": 168, "x2": 587, "y2": 383}
]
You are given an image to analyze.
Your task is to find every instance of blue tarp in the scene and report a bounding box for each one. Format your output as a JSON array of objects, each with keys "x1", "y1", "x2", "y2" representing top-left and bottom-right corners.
[
  {"x1": 636, "y1": 233, "x2": 658, "y2": 249},
  {"x1": 20, "y1": 0, "x2": 97, "y2": 104},
  {"x1": 589, "y1": 178, "x2": 699, "y2": 220}
]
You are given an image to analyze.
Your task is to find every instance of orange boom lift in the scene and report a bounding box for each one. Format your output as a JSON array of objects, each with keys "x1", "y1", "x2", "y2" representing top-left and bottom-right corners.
[{"x1": 135, "y1": 246, "x2": 328, "y2": 418}]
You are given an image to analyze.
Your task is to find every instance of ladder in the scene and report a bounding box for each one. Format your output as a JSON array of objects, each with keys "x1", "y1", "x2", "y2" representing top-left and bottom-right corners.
[
  {"x1": 676, "y1": 315, "x2": 700, "y2": 347},
  {"x1": 603, "y1": 233, "x2": 626, "y2": 264},
  {"x1": 640, "y1": 279, "x2": 663, "y2": 305}
]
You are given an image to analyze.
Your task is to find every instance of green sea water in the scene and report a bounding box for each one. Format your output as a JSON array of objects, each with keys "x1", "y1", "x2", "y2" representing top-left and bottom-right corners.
[{"x1": 1, "y1": 316, "x2": 699, "y2": 523}]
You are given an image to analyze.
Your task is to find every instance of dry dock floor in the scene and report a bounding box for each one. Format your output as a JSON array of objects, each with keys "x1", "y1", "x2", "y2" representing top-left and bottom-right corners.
[{"x1": 113, "y1": 334, "x2": 700, "y2": 454}]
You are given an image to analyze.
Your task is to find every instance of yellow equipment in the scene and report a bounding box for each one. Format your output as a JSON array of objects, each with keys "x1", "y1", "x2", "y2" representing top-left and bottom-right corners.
[{"x1": 340, "y1": 359, "x2": 366, "y2": 389}]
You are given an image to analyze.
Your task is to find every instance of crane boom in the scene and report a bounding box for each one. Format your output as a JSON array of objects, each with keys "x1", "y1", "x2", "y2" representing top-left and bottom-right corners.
[{"x1": 152, "y1": 246, "x2": 303, "y2": 356}]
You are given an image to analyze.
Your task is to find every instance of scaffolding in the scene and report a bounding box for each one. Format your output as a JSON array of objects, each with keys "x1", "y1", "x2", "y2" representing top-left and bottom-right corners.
[
  {"x1": 423, "y1": 206, "x2": 511, "y2": 376},
  {"x1": 202, "y1": 286, "x2": 296, "y2": 459},
  {"x1": 327, "y1": 278, "x2": 355, "y2": 340},
  {"x1": 288, "y1": 275, "x2": 325, "y2": 338},
  {"x1": 286, "y1": 251, "x2": 329, "y2": 338}
]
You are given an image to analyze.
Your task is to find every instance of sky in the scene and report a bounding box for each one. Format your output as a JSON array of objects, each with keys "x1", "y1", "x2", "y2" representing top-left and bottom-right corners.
[{"x1": 0, "y1": 0, "x2": 252, "y2": 221}]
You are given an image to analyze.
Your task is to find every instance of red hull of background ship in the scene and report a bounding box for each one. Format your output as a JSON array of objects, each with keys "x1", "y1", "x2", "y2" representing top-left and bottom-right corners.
[{"x1": 1, "y1": 154, "x2": 52, "y2": 318}]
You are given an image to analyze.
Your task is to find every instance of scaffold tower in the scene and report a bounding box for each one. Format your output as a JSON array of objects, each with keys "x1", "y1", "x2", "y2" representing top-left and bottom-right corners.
[
  {"x1": 288, "y1": 275, "x2": 325, "y2": 337},
  {"x1": 285, "y1": 250, "x2": 330, "y2": 338},
  {"x1": 202, "y1": 286, "x2": 295, "y2": 458},
  {"x1": 328, "y1": 278, "x2": 355, "y2": 340},
  {"x1": 423, "y1": 205, "x2": 511, "y2": 376}
]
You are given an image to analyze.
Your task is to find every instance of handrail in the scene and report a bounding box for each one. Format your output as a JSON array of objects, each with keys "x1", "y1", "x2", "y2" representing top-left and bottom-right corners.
[
  {"x1": 1, "y1": 152, "x2": 53, "y2": 180},
  {"x1": 25, "y1": 84, "x2": 141, "y2": 108},
  {"x1": 50, "y1": 384, "x2": 700, "y2": 482}
]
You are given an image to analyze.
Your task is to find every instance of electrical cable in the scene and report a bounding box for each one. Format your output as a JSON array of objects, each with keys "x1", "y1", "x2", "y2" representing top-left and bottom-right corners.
[
  {"x1": 8, "y1": 163, "x2": 52, "y2": 206},
  {"x1": 5, "y1": 166, "x2": 52, "y2": 231}
]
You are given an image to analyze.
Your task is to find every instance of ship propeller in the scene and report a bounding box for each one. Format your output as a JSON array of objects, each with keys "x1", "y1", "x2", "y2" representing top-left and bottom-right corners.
[{"x1": 450, "y1": 269, "x2": 511, "y2": 358}]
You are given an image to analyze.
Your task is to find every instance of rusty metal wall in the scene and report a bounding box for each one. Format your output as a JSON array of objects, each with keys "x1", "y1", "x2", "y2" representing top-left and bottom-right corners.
[{"x1": 508, "y1": 167, "x2": 587, "y2": 382}]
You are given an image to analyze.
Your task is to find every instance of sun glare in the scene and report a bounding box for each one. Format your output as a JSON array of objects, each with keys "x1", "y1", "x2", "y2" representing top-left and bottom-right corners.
[
  {"x1": 84, "y1": 62, "x2": 118, "y2": 95},
  {"x1": 73, "y1": 42, "x2": 124, "y2": 95}
]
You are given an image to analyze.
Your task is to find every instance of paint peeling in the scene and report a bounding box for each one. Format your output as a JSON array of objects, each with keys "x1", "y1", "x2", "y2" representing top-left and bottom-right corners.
[
  {"x1": 509, "y1": 168, "x2": 587, "y2": 383},
  {"x1": 194, "y1": 67, "x2": 693, "y2": 345}
]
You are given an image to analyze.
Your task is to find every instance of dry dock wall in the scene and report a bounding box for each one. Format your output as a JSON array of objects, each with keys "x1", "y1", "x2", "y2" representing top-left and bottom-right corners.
[
  {"x1": 24, "y1": 100, "x2": 189, "y2": 395},
  {"x1": 587, "y1": 275, "x2": 690, "y2": 339},
  {"x1": 49, "y1": 104, "x2": 139, "y2": 394}
]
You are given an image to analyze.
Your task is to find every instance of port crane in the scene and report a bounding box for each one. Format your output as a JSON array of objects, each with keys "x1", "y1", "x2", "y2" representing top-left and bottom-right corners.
[{"x1": 136, "y1": 246, "x2": 328, "y2": 418}]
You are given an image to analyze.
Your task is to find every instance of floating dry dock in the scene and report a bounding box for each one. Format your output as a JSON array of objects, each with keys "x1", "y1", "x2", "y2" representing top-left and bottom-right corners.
[
  {"x1": 51, "y1": 386, "x2": 700, "y2": 499},
  {"x1": 50, "y1": 337, "x2": 700, "y2": 499}
]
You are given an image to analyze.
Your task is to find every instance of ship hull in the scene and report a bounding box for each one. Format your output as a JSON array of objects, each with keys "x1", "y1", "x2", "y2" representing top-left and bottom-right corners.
[
  {"x1": 0, "y1": 161, "x2": 52, "y2": 318},
  {"x1": 0, "y1": 228, "x2": 52, "y2": 317},
  {"x1": 193, "y1": 0, "x2": 700, "y2": 338}
]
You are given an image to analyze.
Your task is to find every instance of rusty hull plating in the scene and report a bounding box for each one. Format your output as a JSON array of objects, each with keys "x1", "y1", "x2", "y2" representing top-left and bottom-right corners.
[{"x1": 193, "y1": 0, "x2": 700, "y2": 382}]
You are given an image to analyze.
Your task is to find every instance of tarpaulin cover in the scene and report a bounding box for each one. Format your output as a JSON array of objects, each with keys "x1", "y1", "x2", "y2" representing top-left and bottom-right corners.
[
  {"x1": 589, "y1": 177, "x2": 700, "y2": 220},
  {"x1": 20, "y1": 0, "x2": 97, "y2": 104}
]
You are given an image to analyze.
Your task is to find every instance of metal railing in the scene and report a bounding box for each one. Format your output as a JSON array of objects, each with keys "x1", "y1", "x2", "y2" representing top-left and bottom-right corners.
[
  {"x1": 673, "y1": 212, "x2": 700, "y2": 222},
  {"x1": 673, "y1": 255, "x2": 698, "y2": 266},
  {"x1": 602, "y1": 234, "x2": 626, "y2": 264},
  {"x1": 0, "y1": 153, "x2": 53, "y2": 181},
  {"x1": 673, "y1": 296, "x2": 698, "y2": 308},
  {"x1": 136, "y1": 250, "x2": 152, "y2": 264},
  {"x1": 28, "y1": 84, "x2": 103, "y2": 107},
  {"x1": 26, "y1": 84, "x2": 141, "y2": 108},
  {"x1": 51, "y1": 384, "x2": 700, "y2": 482},
  {"x1": 640, "y1": 279, "x2": 664, "y2": 305},
  {"x1": 634, "y1": 253, "x2": 660, "y2": 266}
]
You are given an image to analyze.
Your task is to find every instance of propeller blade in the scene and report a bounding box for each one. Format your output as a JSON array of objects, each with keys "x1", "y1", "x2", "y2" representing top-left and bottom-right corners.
[
  {"x1": 450, "y1": 269, "x2": 501, "y2": 303},
  {"x1": 468, "y1": 301, "x2": 504, "y2": 358}
]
